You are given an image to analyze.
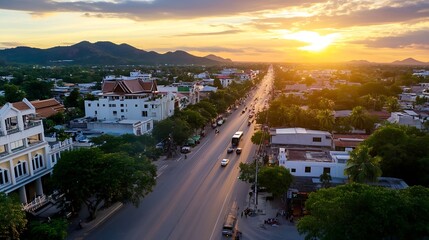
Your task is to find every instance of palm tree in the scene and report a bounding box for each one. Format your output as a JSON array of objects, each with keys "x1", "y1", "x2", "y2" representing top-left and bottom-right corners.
[
  {"x1": 316, "y1": 109, "x2": 335, "y2": 132},
  {"x1": 319, "y1": 172, "x2": 332, "y2": 188},
  {"x1": 349, "y1": 106, "x2": 368, "y2": 130},
  {"x1": 344, "y1": 145, "x2": 382, "y2": 183}
]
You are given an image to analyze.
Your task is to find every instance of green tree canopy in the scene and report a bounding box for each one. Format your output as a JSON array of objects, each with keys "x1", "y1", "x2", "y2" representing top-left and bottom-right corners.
[
  {"x1": 4, "y1": 84, "x2": 25, "y2": 103},
  {"x1": 51, "y1": 148, "x2": 157, "y2": 220},
  {"x1": 258, "y1": 166, "x2": 293, "y2": 197},
  {"x1": 251, "y1": 130, "x2": 270, "y2": 145},
  {"x1": 28, "y1": 219, "x2": 68, "y2": 240},
  {"x1": 0, "y1": 193, "x2": 27, "y2": 239},
  {"x1": 344, "y1": 145, "x2": 382, "y2": 183},
  {"x1": 297, "y1": 184, "x2": 429, "y2": 240}
]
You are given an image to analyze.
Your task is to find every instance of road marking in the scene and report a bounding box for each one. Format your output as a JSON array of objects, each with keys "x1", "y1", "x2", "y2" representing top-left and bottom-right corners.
[{"x1": 209, "y1": 189, "x2": 232, "y2": 240}]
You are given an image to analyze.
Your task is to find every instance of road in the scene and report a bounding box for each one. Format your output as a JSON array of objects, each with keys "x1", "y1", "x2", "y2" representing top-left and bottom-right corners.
[{"x1": 85, "y1": 66, "x2": 274, "y2": 240}]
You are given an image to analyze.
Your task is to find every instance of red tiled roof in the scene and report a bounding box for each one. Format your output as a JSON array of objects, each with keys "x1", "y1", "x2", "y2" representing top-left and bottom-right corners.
[
  {"x1": 102, "y1": 79, "x2": 156, "y2": 94},
  {"x1": 30, "y1": 98, "x2": 65, "y2": 118},
  {"x1": 12, "y1": 101, "x2": 31, "y2": 110}
]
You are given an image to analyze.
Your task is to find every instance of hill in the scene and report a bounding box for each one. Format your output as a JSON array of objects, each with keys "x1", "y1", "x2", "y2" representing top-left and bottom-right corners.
[
  {"x1": 0, "y1": 41, "x2": 227, "y2": 65},
  {"x1": 391, "y1": 58, "x2": 429, "y2": 66}
]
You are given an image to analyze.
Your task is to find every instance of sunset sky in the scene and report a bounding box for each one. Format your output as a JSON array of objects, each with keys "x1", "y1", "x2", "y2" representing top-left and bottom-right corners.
[{"x1": 1, "y1": 0, "x2": 429, "y2": 63}]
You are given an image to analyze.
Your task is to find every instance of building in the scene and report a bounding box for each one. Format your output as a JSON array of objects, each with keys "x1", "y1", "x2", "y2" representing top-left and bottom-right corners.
[
  {"x1": 387, "y1": 111, "x2": 423, "y2": 129},
  {"x1": 278, "y1": 147, "x2": 349, "y2": 179},
  {"x1": 85, "y1": 78, "x2": 175, "y2": 123},
  {"x1": 30, "y1": 98, "x2": 65, "y2": 118},
  {"x1": 0, "y1": 99, "x2": 73, "y2": 209},
  {"x1": 270, "y1": 128, "x2": 332, "y2": 148}
]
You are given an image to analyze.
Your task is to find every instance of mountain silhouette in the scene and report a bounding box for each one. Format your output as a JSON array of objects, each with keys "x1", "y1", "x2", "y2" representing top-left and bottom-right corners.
[{"x1": 0, "y1": 41, "x2": 227, "y2": 65}]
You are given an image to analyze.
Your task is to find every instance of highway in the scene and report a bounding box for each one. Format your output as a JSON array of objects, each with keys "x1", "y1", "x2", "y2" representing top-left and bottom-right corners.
[{"x1": 85, "y1": 66, "x2": 274, "y2": 240}]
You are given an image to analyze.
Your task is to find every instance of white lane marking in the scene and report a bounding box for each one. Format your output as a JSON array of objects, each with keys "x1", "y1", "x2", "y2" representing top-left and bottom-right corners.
[
  {"x1": 156, "y1": 164, "x2": 168, "y2": 178},
  {"x1": 209, "y1": 188, "x2": 232, "y2": 240}
]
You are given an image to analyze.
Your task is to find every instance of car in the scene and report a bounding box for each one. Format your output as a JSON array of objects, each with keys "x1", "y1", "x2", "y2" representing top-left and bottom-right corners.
[
  {"x1": 227, "y1": 147, "x2": 234, "y2": 153},
  {"x1": 180, "y1": 146, "x2": 191, "y2": 153},
  {"x1": 236, "y1": 148, "x2": 242, "y2": 154},
  {"x1": 221, "y1": 158, "x2": 230, "y2": 166}
]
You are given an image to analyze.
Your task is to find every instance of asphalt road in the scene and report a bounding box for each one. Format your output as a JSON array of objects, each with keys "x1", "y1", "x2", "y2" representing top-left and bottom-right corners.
[{"x1": 85, "y1": 66, "x2": 274, "y2": 240}]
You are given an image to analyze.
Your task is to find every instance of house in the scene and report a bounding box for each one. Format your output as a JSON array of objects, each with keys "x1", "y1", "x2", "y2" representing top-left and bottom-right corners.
[
  {"x1": 30, "y1": 98, "x2": 65, "y2": 118},
  {"x1": 270, "y1": 128, "x2": 332, "y2": 149},
  {"x1": 333, "y1": 134, "x2": 369, "y2": 151},
  {"x1": 278, "y1": 147, "x2": 349, "y2": 179},
  {"x1": 0, "y1": 99, "x2": 73, "y2": 209},
  {"x1": 387, "y1": 111, "x2": 423, "y2": 129}
]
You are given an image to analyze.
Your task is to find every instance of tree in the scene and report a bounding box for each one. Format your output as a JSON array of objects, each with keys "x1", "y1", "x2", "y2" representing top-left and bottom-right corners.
[
  {"x1": 319, "y1": 172, "x2": 332, "y2": 188},
  {"x1": 349, "y1": 106, "x2": 367, "y2": 130},
  {"x1": 28, "y1": 219, "x2": 68, "y2": 240},
  {"x1": 316, "y1": 109, "x2": 335, "y2": 132},
  {"x1": 4, "y1": 84, "x2": 25, "y2": 103},
  {"x1": 251, "y1": 131, "x2": 270, "y2": 145},
  {"x1": 344, "y1": 145, "x2": 382, "y2": 183},
  {"x1": 385, "y1": 96, "x2": 401, "y2": 112},
  {"x1": 51, "y1": 148, "x2": 157, "y2": 220},
  {"x1": 238, "y1": 162, "x2": 260, "y2": 183},
  {"x1": 0, "y1": 193, "x2": 27, "y2": 239},
  {"x1": 22, "y1": 79, "x2": 53, "y2": 100},
  {"x1": 213, "y1": 78, "x2": 223, "y2": 89},
  {"x1": 178, "y1": 109, "x2": 206, "y2": 132},
  {"x1": 64, "y1": 88, "x2": 82, "y2": 108},
  {"x1": 297, "y1": 184, "x2": 429, "y2": 240},
  {"x1": 258, "y1": 166, "x2": 293, "y2": 197}
]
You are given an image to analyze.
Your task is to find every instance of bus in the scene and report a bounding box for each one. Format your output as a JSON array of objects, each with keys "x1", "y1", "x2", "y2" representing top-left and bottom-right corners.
[{"x1": 231, "y1": 131, "x2": 244, "y2": 147}]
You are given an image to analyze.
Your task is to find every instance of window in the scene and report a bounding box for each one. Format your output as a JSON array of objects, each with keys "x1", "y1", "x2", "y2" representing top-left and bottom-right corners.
[
  {"x1": 103, "y1": 104, "x2": 105, "y2": 107},
  {"x1": 120, "y1": 104, "x2": 124, "y2": 107},
  {"x1": 0, "y1": 144, "x2": 7, "y2": 154},
  {"x1": 0, "y1": 168, "x2": 9, "y2": 185},
  {"x1": 28, "y1": 134, "x2": 41, "y2": 145},
  {"x1": 113, "y1": 111, "x2": 117, "y2": 115},
  {"x1": 147, "y1": 122, "x2": 151, "y2": 130},
  {"x1": 323, "y1": 167, "x2": 331, "y2": 174},
  {"x1": 121, "y1": 109, "x2": 124, "y2": 112},
  {"x1": 305, "y1": 166, "x2": 311, "y2": 173},
  {"x1": 97, "y1": 104, "x2": 99, "y2": 107},
  {"x1": 135, "y1": 104, "x2": 138, "y2": 107},
  {"x1": 312, "y1": 137, "x2": 322, "y2": 142},
  {"x1": 142, "y1": 111, "x2": 148, "y2": 117},
  {"x1": 109, "y1": 104, "x2": 116, "y2": 107},
  {"x1": 14, "y1": 161, "x2": 28, "y2": 179},
  {"x1": 88, "y1": 103, "x2": 91, "y2": 107},
  {"x1": 10, "y1": 140, "x2": 24, "y2": 151},
  {"x1": 32, "y1": 154, "x2": 44, "y2": 171},
  {"x1": 291, "y1": 168, "x2": 296, "y2": 173},
  {"x1": 95, "y1": 111, "x2": 97, "y2": 115},
  {"x1": 144, "y1": 104, "x2": 148, "y2": 108}
]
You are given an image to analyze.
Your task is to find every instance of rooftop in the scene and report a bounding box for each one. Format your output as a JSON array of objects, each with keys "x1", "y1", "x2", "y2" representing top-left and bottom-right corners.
[{"x1": 286, "y1": 149, "x2": 333, "y2": 162}]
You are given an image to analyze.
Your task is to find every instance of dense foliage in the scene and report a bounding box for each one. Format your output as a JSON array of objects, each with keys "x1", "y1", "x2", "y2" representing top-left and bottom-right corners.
[
  {"x1": 51, "y1": 148, "x2": 157, "y2": 220},
  {"x1": 0, "y1": 193, "x2": 28, "y2": 239},
  {"x1": 297, "y1": 183, "x2": 429, "y2": 240}
]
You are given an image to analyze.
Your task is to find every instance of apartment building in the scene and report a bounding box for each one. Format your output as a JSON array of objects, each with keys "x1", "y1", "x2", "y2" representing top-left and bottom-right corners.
[{"x1": 0, "y1": 99, "x2": 73, "y2": 208}]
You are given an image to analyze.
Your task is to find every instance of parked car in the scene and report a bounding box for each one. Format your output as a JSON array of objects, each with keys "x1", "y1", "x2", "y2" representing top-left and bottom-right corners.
[
  {"x1": 227, "y1": 147, "x2": 234, "y2": 153},
  {"x1": 181, "y1": 146, "x2": 191, "y2": 153},
  {"x1": 221, "y1": 158, "x2": 230, "y2": 166},
  {"x1": 236, "y1": 148, "x2": 242, "y2": 154}
]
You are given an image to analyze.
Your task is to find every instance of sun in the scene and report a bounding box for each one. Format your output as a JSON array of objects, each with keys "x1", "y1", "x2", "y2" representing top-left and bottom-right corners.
[{"x1": 282, "y1": 31, "x2": 340, "y2": 52}]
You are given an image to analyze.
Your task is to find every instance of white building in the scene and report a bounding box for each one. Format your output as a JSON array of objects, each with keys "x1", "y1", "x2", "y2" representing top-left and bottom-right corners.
[
  {"x1": 85, "y1": 79, "x2": 175, "y2": 123},
  {"x1": 278, "y1": 147, "x2": 349, "y2": 179},
  {"x1": 387, "y1": 111, "x2": 423, "y2": 129},
  {"x1": 270, "y1": 128, "x2": 332, "y2": 148},
  {"x1": 87, "y1": 119, "x2": 153, "y2": 136},
  {"x1": 0, "y1": 99, "x2": 73, "y2": 207},
  {"x1": 104, "y1": 70, "x2": 152, "y2": 81}
]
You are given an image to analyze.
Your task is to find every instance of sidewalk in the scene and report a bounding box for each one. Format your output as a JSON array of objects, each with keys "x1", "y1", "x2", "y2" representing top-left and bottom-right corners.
[
  {"x1": 237, "y1": 190, "x2": 305, "y2": 240},
  {"x1": 66, "y1": 202, "x2": 123, "y2": 240}
]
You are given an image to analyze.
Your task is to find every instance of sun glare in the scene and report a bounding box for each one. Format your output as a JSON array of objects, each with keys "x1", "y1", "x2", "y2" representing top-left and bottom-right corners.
[{"x1": 283, "y1": 31, "x2": 340, "y2": 52}]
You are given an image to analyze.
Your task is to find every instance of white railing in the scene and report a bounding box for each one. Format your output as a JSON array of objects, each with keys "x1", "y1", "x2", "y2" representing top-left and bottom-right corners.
[{"x1": 22, "y1": 194, "x2": 49, "y2": 212}]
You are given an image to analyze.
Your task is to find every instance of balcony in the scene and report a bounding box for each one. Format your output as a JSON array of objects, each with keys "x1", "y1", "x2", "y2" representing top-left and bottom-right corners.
[
  {"x1": 7, "y1": 128, "x2": 20, "y2": 135},
  {"x1": 24, "y1": 121, "x2": 42, "y2": 130}
]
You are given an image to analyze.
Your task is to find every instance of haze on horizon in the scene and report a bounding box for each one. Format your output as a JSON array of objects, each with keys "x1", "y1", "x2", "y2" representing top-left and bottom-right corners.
[{"x1": 1, "y1": 0, "x2": 429, "y2": 63}]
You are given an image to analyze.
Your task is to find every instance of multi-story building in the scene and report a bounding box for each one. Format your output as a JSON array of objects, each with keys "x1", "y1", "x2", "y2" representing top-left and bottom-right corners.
[
  {"x1": 85, "y1": 78, "x2": 175, "y2": 123},
  {"x1": 270, "y1": 128, "x2": 332, "y2": 149},
  {"x1": 0, "y1": 99, "x2": 73, "y2": 209}
]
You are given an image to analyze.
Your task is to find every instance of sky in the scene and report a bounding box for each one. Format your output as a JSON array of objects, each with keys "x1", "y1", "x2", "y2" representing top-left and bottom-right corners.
[{"x1": 1, "y1": 0, "x2": 429, "y2": 63}]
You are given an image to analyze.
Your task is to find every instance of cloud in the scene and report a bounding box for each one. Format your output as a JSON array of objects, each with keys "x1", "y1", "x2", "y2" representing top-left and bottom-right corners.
[
  {"x1": 353, "y1": 30, "x2": 429, "y2": 49},
  {"x1": 0, "y1": 0, "x2": 324, "y2": 20},
  {"x1": 248, "y1": 1, "x2": 429, "y2": 31},
  {"x1": 173, "y1": 30, "x2": 242, "y2": 37},
  {"x1": 0, "y1": 42, "x2": 24, "y2": 48}
]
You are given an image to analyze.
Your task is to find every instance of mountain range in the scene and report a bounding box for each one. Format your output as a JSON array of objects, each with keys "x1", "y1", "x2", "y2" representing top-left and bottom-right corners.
[
  {"x1": 348, "y1": 58, "x2": 429, "y2": 66},
  {"x1": 0, "y1": 41, "x2": 233, "y2": 65}
]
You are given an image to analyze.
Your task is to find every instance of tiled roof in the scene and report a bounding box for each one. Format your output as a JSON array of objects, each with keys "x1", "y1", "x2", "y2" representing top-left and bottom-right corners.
[
  {"x1": 30, "y1": 98, "x2": 65, "y2": 118},
  {"x1": 12, "y1": 101, "x2": 31, "y2": 110},
  {"x1": 102, "y1": 79, "x2": 157, "y2": 94}
]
